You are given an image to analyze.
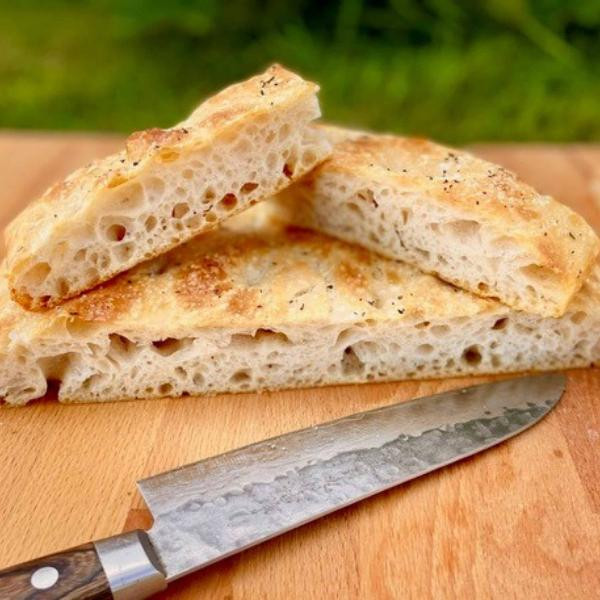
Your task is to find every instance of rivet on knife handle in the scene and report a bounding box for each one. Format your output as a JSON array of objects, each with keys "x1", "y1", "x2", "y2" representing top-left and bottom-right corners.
[{"x1": 0, "y1": 530, "x2": 166, "y2": 600}]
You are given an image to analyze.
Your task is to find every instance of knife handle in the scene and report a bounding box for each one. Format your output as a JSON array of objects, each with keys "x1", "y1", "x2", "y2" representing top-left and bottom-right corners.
[
  {"x1": 0, "y1": 542, "x2": 111, "y2": 599},
  {"x1": 0, "y1": 530, "x2": 167, "y2": 599}
]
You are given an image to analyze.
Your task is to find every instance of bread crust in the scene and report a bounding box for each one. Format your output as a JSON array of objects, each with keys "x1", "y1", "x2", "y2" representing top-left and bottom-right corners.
[
  {"x1": 1, "y1": 204, "x2": 598, "y2": 405},
  {"x1": 5, "y1": 65, "x2": 330, "y2": 310},
  {"x1": 281, "y1": 125, "x2": 600, "y2": 317}
]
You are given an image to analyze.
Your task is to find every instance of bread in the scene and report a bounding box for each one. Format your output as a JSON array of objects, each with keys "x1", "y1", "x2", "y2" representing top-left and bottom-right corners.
[
  {"x1": 277, "y1": 125, "x2": 600, "y2": 317},
  {"x1": 1, "y1": 204, "x2": 598, "y2": 405},
  {"x1": 4, "y1": 64, "x2": 331, "y2": 310}
]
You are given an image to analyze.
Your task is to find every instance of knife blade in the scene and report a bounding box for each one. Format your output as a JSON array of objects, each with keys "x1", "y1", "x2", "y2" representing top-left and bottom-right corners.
[{"x1": 0, "y1": 373, "x2": 565, "y2": 599}]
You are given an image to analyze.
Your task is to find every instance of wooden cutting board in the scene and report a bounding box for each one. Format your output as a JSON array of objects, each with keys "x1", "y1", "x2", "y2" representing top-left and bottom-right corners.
[{"x1": 0, "y1": 133, "x2": 598, "y2": 599}]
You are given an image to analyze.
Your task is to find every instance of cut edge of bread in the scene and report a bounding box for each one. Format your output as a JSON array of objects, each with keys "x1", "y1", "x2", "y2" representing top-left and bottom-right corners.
[
  {"x1": 2, "y1": 302, "x2": 598, "y2": 406},
  {"x1": 5, "y1": 65, "x2": 331, "y2": 310},
  {"x1": 1, "y1": 211, "x2": 598, "y2": 405},
  {"x1": 279, "y1": 125, "x2": 600, "y2": 318}
]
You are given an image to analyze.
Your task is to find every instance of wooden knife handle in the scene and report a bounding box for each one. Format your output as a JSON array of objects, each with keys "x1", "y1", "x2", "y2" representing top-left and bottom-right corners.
[
  {"x1": 0, "y1": 542, "x2": 112, "y2": 599},
  {"x1": 0, "y1": 531, "x2": 167, "y2": 599}
]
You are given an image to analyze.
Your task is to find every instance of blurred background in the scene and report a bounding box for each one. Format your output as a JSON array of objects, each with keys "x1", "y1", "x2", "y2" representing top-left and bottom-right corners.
[{"x1": 1, "y1": 0, "x2": 599, "y2": 143}]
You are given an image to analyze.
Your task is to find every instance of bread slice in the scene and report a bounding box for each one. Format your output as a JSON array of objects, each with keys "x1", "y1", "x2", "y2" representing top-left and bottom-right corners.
[
  {"x1": 277, "y1": 125, "x2": 600, "y2": 317},
  {"x1": 4, "y1": 64, "x2": 331, "y2": 310},
  {"x1": 1, "y1": 204, "x2": 598, "y2": 405}
]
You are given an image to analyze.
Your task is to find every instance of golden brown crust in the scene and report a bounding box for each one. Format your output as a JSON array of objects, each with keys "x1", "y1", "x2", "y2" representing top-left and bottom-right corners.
[
  {"x1": 3, "y1": 205, "x2": 595, "y2": 343},
  {"x1": 65, "y1": 274, "x2": 140, "y2": 323},
  {"x1": 297, "y1": 125, "x2": 600, "y2": 315},
  {"x1": 4, "y1": 64, "x2": 323, "y2": 310},
  {"x1": 0, "y1": 204, "x2": 598, "y2": 405}
]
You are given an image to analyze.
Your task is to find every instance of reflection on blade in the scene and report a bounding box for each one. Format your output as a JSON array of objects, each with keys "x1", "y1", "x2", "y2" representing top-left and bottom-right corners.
[{"x1": 139, "y1": 373, "x2": 565, "y2": 580}]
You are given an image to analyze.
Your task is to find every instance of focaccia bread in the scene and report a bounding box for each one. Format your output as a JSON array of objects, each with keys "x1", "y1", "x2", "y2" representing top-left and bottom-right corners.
[
  {"x1": 1, "y1": 205, "x2": 598, "y2": 405},
  {"x1": 277, "y1": 125, "x2": 600, "y2": 317},
  {"x1": 4, "y1": 64, "x2": 331, "y2": 310}
]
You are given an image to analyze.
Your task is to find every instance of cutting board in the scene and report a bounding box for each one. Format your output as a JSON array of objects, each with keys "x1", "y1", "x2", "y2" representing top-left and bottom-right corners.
[{"x1": 0, "y1": 133, "x2": 598, "y2": 599}]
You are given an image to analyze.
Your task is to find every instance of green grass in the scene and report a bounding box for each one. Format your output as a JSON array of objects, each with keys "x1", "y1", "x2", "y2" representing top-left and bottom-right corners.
[{"x1": 1, "y1": 1, "x2": 600, "y2": 143}]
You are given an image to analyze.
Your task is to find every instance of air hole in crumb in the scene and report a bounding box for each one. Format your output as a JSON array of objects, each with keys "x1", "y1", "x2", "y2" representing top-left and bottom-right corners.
[
  {"x1": 185, "y1": 215, "x2": 201, "y2": 228},
  {"x1": 182, "y1": 169, "x2": 194, "y2": 180},
  {"x1": 525, "y1": 284, "x2": 537, "y2": 298},
  {"x1": 266, "y1": 152, "x2": 277, "y2": 169},
  {"x1": 235, "y1": 138, "x2": 251, "y2": 153},
  {"x1": 430, "y1": 324, "x2": 450, "y2": 337},
  {"x1": 255, "y1": 328, "x2": 290, "y2": 343},
  {"x1": 74, "y1": 249, "x2": 87, "y2": 262},
  {"x1": 346, "y1": 202, "x2": 363, "y2": 216},
  {"x1": 231, "y1": 370, "x2": 251, "y2": 383},
  {"x1": 23, "y1": 262, "x2": 51, "y2": 287},
  {"x1": 193, "y1": 372, "x2": 204, "y2": 386},
  {"x1": 570, "y1": 311, "x2": 587, "y2": 325},
  {"x1": 445, "y1": 219, "x2": 481, "y2": 241},
  {"x1": 106, "y1": 224, "x2": 127, "y2": 242},
  {"x1": 56, "y1": 278, "x2": 69, "y2": 297},
  {"x1": 175, "y1": 367, "x2": 187, "y2": 379},
  {"x1": 145, "y1": 216, "x2": 157, "y2": 232},
  {"x1": 205, "y1": 211, "x2": 217, "y2": 223},
  {"x1": 114, "y1": 243, "x2": 133, "y2": 261},
  {"x1": 172, "y1": 203, "x2": 190, "y2": 218},
  {"x1": 415, "y1": 321, "x2": 430, "y2": 329},
  {"x1": 82, "y1": 374, "x2": 103, "y2": 390},
  {"x1": 145, "y1": 177, "x2": 166, "y2": 195},
  {"x1": 341, "y1": 346, "x2": 364, "y2": 375},
  {"x1": 240, "y1": 182, "x2": 259, "y2": 193},
  {"x1": 283, "y1": 163, "x2": 294, "y2": 178},
  {"x1": 416, "y1": 343, "x2": 433, "y2": 355},
  {"x1": 231, "y1": 329, "x2": 291, "y2": 348},
  {"x1": 478, "y1": 282, "x2": 489, "y2": 292},
  {"x1": 204, "y1": 187, "x2": 216, "y2": 202},
  {"x1": 492, "y1": 317, "x2": 508, "y2": 330},
  {"x1": 278, "y1": 124, "x2": 291, "y2": 141},
  {"x1": 159, "y1": 383, "x2": 173, "y2": 395},
  {"x1": 401, "y1": 209, "x2": 411, "y2": 225},
  {"x1": 218, "y1": 193, "x2": 238, "y2": 211},
  {"x1": 462, "y1": 345, "x2": 482, "y2": 365},
  {"x1": 109, "y1": 334, "x2": 137, "y2": 357},
  {"x1": 152, "y1": 337, "x2": 189, "y2": 357}
]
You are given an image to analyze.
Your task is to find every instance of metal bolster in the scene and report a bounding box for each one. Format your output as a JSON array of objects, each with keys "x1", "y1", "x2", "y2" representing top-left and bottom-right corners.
[{"x1": 95, "y1": 530, "x2": 167, "y2": 600}]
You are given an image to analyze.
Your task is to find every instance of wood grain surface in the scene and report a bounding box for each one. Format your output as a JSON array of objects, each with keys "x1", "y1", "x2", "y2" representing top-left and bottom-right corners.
[{"x1": 0, "y1": 133, "x2": 598, "y2": 599}]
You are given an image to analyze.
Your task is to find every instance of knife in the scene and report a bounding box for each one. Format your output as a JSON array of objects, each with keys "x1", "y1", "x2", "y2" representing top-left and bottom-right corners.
[{"x1": 0, "y1": 373, "x2": 565, "y2": 599}]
